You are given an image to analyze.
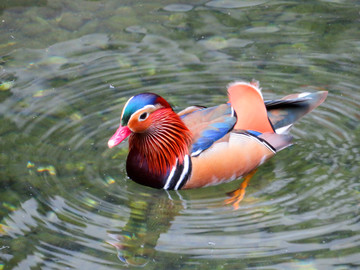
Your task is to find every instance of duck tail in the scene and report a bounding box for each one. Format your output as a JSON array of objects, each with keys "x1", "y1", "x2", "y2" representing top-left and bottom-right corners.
[{"x1": 266, "y1": 91, "x2": 328, "y2": 134}]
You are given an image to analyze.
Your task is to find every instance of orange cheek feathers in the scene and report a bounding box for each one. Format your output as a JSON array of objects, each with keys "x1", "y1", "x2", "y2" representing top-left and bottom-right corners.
[{"x1": 128, "y1": 115, "x2": 151, "y2": 133}]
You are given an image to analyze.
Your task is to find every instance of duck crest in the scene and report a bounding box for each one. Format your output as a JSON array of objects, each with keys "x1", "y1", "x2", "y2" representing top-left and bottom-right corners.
[{"x1": 128, "y1": 108, "x2": 192, "y2": 178}]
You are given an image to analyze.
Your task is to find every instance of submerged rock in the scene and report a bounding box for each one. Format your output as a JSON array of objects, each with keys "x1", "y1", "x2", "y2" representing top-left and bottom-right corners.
[
  {"x1": 0, "y1": 81, "x2": 14, "y2": 91},
  {"x1": 58, "y1": 12, "x2": 86, "y2": 31}
]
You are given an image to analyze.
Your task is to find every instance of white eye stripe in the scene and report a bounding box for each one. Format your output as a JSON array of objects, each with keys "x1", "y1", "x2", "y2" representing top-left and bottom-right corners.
[{"x1": 129, "y1": 105, "x2": 156, "y2": 122}]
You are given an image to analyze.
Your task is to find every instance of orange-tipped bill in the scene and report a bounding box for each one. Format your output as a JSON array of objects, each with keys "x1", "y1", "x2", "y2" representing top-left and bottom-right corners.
[{"x1": 108, "y1": 125, "x2": 131, "y2": 148}]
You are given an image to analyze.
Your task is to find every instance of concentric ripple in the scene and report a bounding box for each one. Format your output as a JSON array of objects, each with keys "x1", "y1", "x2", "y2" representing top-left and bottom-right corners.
[{"x1": 1, "y1": 1, "x2": 360, "y2": 269}]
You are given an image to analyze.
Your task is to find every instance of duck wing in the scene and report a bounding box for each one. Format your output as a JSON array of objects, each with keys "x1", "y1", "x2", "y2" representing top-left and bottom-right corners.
[{"x1": 180, "y1": 104, "x2": 236, "y2": 157}]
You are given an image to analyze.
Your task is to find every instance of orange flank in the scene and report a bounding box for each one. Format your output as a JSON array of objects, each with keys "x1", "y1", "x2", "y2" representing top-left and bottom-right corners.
[{"x1": 184, "y1": 133, "x2": 274, "y2": 189}]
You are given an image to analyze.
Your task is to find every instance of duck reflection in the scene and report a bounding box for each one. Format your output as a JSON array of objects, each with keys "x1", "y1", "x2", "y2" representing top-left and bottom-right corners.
[
  {"x1": 106, "y1": 173, "x2": 256, "y2": 265},
  {"x1": 106, "y1": 189, "x2": 184, "y2": 266}
]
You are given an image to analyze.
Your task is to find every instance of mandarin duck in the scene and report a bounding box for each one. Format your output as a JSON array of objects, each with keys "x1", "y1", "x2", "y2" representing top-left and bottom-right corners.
[{"x1": 108, "y1": 81, "x2": 327, "y2": 190}]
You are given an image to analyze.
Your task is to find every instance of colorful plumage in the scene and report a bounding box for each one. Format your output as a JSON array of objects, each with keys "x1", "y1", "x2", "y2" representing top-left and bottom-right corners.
[{"x1": 108, "y1": 81, "x2": 327, "y2": 190}]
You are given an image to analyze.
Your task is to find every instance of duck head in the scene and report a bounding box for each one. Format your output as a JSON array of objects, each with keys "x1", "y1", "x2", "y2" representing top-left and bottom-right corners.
[
  {"x1": 108, "y1": 93, "x2": 192, "y2": 178},
  {"x1": 108, "y1": 93, "x2": 172, "y2": 148}
]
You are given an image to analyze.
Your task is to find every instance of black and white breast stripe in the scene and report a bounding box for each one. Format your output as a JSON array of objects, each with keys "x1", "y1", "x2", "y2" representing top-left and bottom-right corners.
[{"x1": 163, "y1": 155, "x2": 192, "y2": 190}]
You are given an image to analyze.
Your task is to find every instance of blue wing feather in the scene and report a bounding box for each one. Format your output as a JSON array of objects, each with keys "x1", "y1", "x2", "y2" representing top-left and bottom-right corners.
[{"x1": 189, "y1": 106, "x2": 236, "y2": 156}]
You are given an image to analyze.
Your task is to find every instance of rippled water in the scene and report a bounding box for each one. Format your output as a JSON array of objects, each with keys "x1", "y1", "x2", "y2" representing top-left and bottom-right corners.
[{"x1": 1, "y1": 0, "x2": 359, "y2": 269}]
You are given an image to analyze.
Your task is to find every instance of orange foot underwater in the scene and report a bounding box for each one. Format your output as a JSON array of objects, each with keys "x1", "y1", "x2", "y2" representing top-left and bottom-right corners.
[
  {"x1": 108, "y1": 81, "x2": 328, "y2": 190},
  {"x1": 225, "y1": 169, "x2": 257, "y2": 210}
]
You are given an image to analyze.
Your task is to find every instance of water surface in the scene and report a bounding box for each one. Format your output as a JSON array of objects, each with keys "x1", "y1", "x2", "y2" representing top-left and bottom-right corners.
[{"x1": 0, "y1": 0, "x2": 359, "y2": 269}]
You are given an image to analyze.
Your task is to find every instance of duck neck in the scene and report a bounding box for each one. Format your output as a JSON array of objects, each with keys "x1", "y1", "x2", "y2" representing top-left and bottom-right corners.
[{"x1": 128, "y1": 109, "x2": 192, "y2": 180}]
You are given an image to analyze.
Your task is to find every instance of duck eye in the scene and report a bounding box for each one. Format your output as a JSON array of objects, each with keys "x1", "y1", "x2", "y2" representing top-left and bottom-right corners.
[{"x1": 139, "y1": 112, "x2": 148, "y2": 121}]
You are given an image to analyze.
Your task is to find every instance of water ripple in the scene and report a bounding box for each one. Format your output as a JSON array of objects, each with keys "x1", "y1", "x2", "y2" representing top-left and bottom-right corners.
[{"x1": 1, "y1": 23, "x2": 359, "y2": 269}]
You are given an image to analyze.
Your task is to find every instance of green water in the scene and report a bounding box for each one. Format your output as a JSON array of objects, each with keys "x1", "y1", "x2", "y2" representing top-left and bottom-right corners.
[{"x1": 0, "y1": 0, "x2": 359, "y2": 269}]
